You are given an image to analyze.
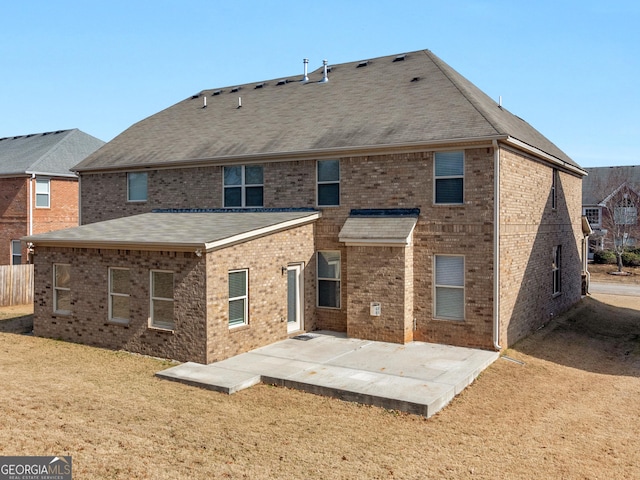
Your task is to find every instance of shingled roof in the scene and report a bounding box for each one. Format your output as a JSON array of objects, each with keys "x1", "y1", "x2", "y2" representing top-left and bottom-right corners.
[
  {"x1": 583, "y1": 165, "x2": 640, "y2": 205},
  {"x1": 74, "y1": 49, "x2": 580, "y2": 173},
  {"x1": 0, "y1": 129, "x2": 104, "y2": 177}
]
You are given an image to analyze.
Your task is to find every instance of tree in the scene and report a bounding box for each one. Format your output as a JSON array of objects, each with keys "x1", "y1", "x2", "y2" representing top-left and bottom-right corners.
[{"x1": 601, "y1": 183, "x2": 639, "y2": 272}]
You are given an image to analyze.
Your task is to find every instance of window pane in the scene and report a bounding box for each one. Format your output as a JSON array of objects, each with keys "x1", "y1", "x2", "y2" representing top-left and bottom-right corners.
[
  {"x1": 287, "y1": 269, "x2": 297, "y2": 323},
  {"x1": 318, "y1": 183, "x2": 339, "y2": 206},
  {"x1": 318, "y1": 251, "x2": 340, "y2": 279},
  {"x1": 319, "y1": 280, "x2": 340, "y2": 308},
  {"x1": 245, "y1": 186, "x2": 264, "y2": 207},
  {"x1": 110, "y1": 269, "x2": 130, "y2": 295},
  {"x1": 245, "y1": 165, "x2": 263, "y2": 185},
  {"x1": 435, "y1": 178, "x2": 463, "y2": 204},
  {"x1": 36, "y1": 193, "x2": 49, "y2": 207},
  {"x1": 128, "y1": 172, "x2": 147, "y2": 201},
  {"x1": 229, "y1": 298, "x2": 246, "y2": 325},
  {"x1": 318, "y1": 160, "x2": 339, "y2": 182},
  {"x1": 55, "y1": 289, "x2": 71, "y2": 312},
  {"x1": 152, "y1": 299, "x2": 174, "y2": 328},
  {"x1": 435, "y1": 152, "x2": 464, "y2": 176},
  {"x1": 224, "y1": 166, "x2": 242, "y2": 185},
  {"x1": 224, "y1": 187, "x2": 242, "y2": 207},
  {"x1": 152, "y1": 271, "x2": 173, "y2": 299},
  {"x1": 229, "y1": 271, "x2": 246, "y2": 298},
  {"x1": 55, "y1": 264, "x2": 70, "y2": 289},
  {"x1": 435, "y1": 287, "x2": 464, "y2": 319},
  {"x1": 111, "y1": 295, "x2": 130, "y2": 320},
  {"x1": 435, "y1": 256, "x2": 464, "y2": 286},
  {"x1": 36, "y1": 179, "x2": 50, "y2": 194}
]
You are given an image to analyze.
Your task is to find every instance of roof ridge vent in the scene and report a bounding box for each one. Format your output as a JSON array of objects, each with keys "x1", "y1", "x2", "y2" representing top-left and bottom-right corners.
[
  {"x1": 319, "y1": 60, "x2": 329, "y2": 83},
  {"x1": 357, "y1": 60, "x2": 369, "y2": 68},
  {"x1": 393, "y1": 54, "x2": 406, "y2": 62},
  {"x1": 231, "y1": 86, "x2": 242, "y2": 93},
  {"x1": 212, "y1": 90, "x2": 223, "y2": 96},
  {"x1": 254, "y1": 82, "x2": 266, "y2": 89}
]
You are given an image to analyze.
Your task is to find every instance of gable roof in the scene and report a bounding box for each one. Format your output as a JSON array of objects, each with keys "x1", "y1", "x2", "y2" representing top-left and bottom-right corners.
[
  {"x1": 0, "y1": 129, "x2": 105, "y2": 177},
  {"x1": 23, "y1": 209, "x2": 320, "y2": 252},
  {"x1": 74, "y1": 49, "x2": 580, "y2": 173},
  {"x1": 582, "y1": 165, "x2": 640, "y2": 205}
]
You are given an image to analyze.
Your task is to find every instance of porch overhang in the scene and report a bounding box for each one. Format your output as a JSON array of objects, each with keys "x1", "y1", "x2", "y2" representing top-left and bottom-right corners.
[{"x1": 338, "y1": 209, "x2": 419, "y2": 247}]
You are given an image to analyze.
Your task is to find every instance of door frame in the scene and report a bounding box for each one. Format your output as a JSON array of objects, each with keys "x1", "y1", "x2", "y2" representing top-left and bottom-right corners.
[{"x1": 287, "y1": 263, "x2": 304, "y2": 333}]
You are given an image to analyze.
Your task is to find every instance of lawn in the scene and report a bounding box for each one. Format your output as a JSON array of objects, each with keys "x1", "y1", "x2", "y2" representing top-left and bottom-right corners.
[{"x1": 1, "y1": 293, "x2": 639, "y2": 479}]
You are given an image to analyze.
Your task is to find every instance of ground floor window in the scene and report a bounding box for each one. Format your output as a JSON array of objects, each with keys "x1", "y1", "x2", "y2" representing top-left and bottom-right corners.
[
  {"x1": 434, "y1": 255, "x2": 464, "y2": 320},
  {"x1": 229, "y1": 269, "x2": 248, "y2": 327},
  {"x1": 150, "y1": 270, "x2": 174, "y2": 330},
  {"x1": 53, "y1": 263, "x2": 71, "y2": 314},
  {"x1": 317, "y1": 251, "x2": 341, "y2": 308},
  {"x1": 109, "y1": 267, "x2": 130, "y2": 324},
  {"x1": 11, "y1": 240, "x2": 21, "y2": 265},
  {"x1": 553, "y1": 246, "x2": 562, "y2": 295}
]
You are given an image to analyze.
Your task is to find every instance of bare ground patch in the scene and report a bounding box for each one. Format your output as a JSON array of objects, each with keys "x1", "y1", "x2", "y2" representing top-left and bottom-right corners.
[
  {"x1": 589, "y1": 263, "x2": 640, "y2": 284},
  {"x1": 0, "y1": 296, "x2": 638, "y2": 479}
]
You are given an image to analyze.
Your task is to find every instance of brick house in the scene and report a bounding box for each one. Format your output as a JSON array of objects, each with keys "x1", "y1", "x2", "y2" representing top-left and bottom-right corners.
[
  {"x1": 0, "y1": 129, "x2": 104, "y2": 264},
  {"x1": 582, "y1": 165, "x2": 640, "y2": 257},
  {"x1": 26, "y1": 50, "x2": 588, "y2": 363}
]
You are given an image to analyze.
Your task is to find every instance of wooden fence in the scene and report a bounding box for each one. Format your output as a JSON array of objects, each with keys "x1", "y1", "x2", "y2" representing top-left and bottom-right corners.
[{"x1": 0, "y1": 264, "x2": 34, "y2": 306}]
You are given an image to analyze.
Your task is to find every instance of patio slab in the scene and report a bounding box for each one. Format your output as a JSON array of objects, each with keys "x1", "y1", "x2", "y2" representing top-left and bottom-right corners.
[{"x1": 156, "y1": 331, "x2": 499, "y2": 417}]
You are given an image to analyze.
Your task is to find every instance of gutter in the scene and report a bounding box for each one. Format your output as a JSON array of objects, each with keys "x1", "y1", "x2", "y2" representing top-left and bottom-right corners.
[
  {"x1": 493, "y1": 139, "x2": 501, "y2": 351},
  {"x1": 504, "y1": 137, "x2": 587, "y2": 177}
]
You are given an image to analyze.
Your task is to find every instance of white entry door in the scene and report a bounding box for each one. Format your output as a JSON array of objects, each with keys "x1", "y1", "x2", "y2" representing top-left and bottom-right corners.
[{"x1": 287, "y1": 264, "x2": 303, "y2": 333}]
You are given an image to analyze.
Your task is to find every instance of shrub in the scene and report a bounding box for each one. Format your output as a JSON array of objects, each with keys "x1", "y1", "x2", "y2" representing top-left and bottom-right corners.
[
  {"x1": 593, "y1": 250, "x2": 616, "y2": 264},
  {"x1": 622, "y1": 251, "x2": 640, "y2": 267}
]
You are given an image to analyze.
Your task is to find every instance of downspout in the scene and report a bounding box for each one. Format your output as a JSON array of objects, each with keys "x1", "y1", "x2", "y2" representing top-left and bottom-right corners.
[
  {"x1": 493, "y1": 140, "x2": 501, "y2": 350},
  {"x1": 29, "y1": 174, "x2": 35, "y2": 235},
  {"x1": 77, "y1": 173, "x2": 82, "y2": 225}
]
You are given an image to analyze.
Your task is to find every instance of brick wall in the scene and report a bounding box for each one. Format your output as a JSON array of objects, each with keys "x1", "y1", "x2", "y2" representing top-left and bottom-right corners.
[
  {"x1": 498, "y1": 147, "x2": 583, "y2": 347},
  {"x1": 0, "y1": 178, "x2": 28, "y2": 264},
  {"x1": 32, "y1": 177, "x2": 79, "y2": 233}
]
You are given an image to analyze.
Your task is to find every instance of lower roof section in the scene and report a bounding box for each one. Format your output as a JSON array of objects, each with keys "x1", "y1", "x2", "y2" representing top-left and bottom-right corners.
[
  {"x1": 23, "y1": 209, "x2": 320, "y2": 252},
  {"x1": 339, "y1": 209, "x2": 419, "y2": 247}
]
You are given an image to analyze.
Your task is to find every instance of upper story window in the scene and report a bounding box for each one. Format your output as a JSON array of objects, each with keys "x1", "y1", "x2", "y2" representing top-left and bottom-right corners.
[
  {"x1": 317, "y1": 251, "x2": 341, "y2": 308},
  {"x1": 434, "y1": 255, "x2": 465, "y2": 320},
  {"x1": 127, "y1": 172, "x2": 148, "y2": 202},
  {"x1": 224, "y1": 165, "x2": 264, "y2": 207},
  {"x1": 53, "y1": 263, "x2": 71, "y2": 315},
  {"x1": 11, "y1": 240, "x2": 21, "y2": 265},
  {"x1": 317, "y1": 160, "x2": 340, "y2": 207},
  {"x1": 35, "y1": 178, "x2": 50, "y2": 208},
  {"x1": 584, "y1": 208, "x2": 601, "y2": 228},
  {"x1": 109, "y1": 267, "x2": 130, "y2": 324},
  {"x1": 434, "y1": 151, "x2": 464, "y2": 204},
  {"x1": 614, "y1": 196, "x2": 637, "y2": 225},
  {"x1": 551, "y1": 168, "x2": 558, "y2": 210},
  {"x1": 150, "y1": 270, "x2": 174, "y2": 330}
]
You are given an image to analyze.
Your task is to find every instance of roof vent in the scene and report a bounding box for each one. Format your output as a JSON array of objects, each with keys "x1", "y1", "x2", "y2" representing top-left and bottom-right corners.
[
  {"x1": 302, "y1": 58, "x2": 309, "y2": 83},
  {"x1": 231, "y1": 86, "x2": 242, "y2": 93},
  {"x1": 277, "y1": 79, "x2": 287, "y2": 86},
  {"x1": 411, "y1": 77, "x2": 420, "y2": 82},
  {"x1": 254, "y1": 82, "x2": 265, "y2": 89},
  {"x1": 212, "y1": 90, "x2": 223, "y2": 96},
  {"x1": 357, "y1": 60, "x2": 369, "y2": 68},
  {"x1": 191, "y1": 94, "x2": 199, "y2": 99},
  {"x1": 320, "y1": 59, "x2": 329, "y2": 83},
  {"x1": 393, "y1": 54, "x2": 406, "y2": 62}
]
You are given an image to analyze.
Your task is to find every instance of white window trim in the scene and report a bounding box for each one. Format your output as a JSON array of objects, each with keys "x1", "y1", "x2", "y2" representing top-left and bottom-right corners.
[
  {"x1": 316, "y1": 251, "x2": 341, "y2": 309},
  {"x1": 223, "y1": 165, "x2": 264, "y2": 208},
  {"x1": 552, "y1": 246, "x2": 562, "y2": 296},
  {"x1": 35, "y1": 178, "x2": 50, "y2": 208},
  {"x1": 53, "y1": 263, "x2": 71, "y2": 315},
  {"x1": 433, "y1": 151, "x2": 465, "y2": 205},
  {"x1": 316, "y1": 159, "x2": 340, "y2": 207},
  {"x1": 127, "y1": 172, "x2": 148, "y2": 203},
  {"x1": 433, "y1": 254, "x2": 465, "y2": 321},
  {"x1": 108, "y1": 267, "x2": 130, "y2": 325},
  {"x1": 583, "y1": 207, "x2": 601, "y2": 228},
  {"x1": 11, "y1": 240, "x2": 21, "y2": 265},
  {"x1": 228, "y1": 269, "x2": 249, "y2": 328},
  {"x1": 149, "y1": 269, "x2": 175, "y2": 331}
]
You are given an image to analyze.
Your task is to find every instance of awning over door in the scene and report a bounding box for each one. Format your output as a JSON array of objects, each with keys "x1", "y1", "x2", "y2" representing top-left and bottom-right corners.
[{"x1": 338, "y1": 209, "x2": 419, "y2": 247}]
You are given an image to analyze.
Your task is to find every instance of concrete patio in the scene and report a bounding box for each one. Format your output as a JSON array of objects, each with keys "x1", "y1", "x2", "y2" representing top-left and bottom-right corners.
[{"x1": 156, "y1": 331, "x2": 499, "y2": 417}]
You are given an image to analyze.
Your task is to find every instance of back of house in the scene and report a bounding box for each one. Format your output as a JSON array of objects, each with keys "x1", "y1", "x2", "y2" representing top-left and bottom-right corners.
[{"x1": 25, "y1": 50, "x2": 587, "y2": 363}]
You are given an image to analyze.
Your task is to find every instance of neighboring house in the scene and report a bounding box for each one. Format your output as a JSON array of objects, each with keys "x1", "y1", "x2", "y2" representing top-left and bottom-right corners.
[
  {"x1": 25, "y1": 50, "x2": 588, "y2": 364},
  {"x1": 0, "y1": 129, "x2": 105, "y2": 264},
  {"x1": 582, "y1": 165, "x2": 640, "y2": 257}
]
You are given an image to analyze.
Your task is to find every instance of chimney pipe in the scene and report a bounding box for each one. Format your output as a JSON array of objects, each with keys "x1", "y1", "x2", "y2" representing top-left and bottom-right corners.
[
  {"x1": 320, "y1": 59, "x2": 329, "y2": 83},
  {"x1": 302, "y1": 58, "x2": 309, "y2": 82}
]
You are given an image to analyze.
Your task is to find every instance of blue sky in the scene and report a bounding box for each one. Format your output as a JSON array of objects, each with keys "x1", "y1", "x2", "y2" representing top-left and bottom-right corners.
[{"x1": 2, "y1": 0, "x2": 638, "y2": 167}]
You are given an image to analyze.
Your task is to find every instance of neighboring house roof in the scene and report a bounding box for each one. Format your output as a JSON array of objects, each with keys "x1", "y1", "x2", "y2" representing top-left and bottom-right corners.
[
  {"x1": 0, "y1": 129, "x2": 105, "y2": 177},
  {"x1": 23, "y1": 210, "x2": 320, "y2": 252},
  {"x1": 74, "y1": 49, "x2": 580, "y2": 173},
  {"x1": 582, "y1": 165, "x2": 640, "y2": 205}
]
